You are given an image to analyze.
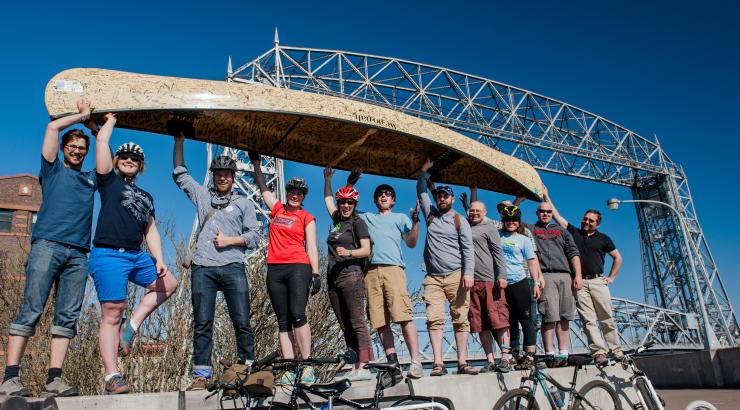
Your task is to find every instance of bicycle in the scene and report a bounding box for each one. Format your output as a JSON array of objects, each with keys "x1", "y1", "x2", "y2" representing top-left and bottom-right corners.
[
  {"x1": 492, "y1": 355, "x2": 621, "y2": 410},
  {"x1": 610, "y1": 340, "x2": 665, "y2": 410},
  {"x1": 205, "y1": 350, "x2": 281, "y2": 410},
  {"x1": 270, "y1": 351, "x2": 454, "y2": 410}
]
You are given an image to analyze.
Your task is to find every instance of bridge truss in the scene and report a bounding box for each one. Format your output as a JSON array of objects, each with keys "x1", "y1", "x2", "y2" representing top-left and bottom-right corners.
[{"x1": 210, "y1": 35, "x2": 736, "y2": 359}]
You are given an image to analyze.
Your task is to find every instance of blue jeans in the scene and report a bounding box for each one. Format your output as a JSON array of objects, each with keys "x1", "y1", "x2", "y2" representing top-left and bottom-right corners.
[
  {"x1": 10, "y1": 239, "x2": 88, "y2": 339},
  {"x1": 191, "y1": 263, "x2": 255, "y2": 368}
]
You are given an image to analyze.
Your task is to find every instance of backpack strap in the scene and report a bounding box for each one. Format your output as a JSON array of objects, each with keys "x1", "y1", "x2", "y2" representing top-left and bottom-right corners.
[{"x1": 427, "y1": 210, "x2": 462, "y2": 233}]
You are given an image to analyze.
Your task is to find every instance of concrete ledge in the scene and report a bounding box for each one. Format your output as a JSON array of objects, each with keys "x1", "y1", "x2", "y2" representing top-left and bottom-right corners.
[{"x1": 49, "y1": 364, "x2": 639, "y2": 409}]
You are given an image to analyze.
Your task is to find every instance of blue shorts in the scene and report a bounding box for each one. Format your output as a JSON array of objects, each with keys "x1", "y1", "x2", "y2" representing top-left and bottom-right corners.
[{"x1": 89, "y1": 247, "x2": 158, "y2": 303}]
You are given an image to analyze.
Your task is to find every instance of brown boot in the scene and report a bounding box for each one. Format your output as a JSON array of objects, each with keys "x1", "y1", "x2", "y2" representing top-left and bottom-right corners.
[{"x1": 186, "y1": 377, "x2": 208, "y2": 391}]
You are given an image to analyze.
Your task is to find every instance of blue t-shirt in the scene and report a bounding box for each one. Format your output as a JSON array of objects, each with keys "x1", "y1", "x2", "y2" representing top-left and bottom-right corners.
[
  {"x1": 93, "y1": 171, "x2": 155, "y2": 250},
  {"x1": 32, "y1": 156, "x2": 97, "y2": 250},
  {"x1": 500, "y1": 230, "x2": 535, "y2": 284},
  {"x1": 359, "y1": 212, "x2": 412, "y2": 268}
]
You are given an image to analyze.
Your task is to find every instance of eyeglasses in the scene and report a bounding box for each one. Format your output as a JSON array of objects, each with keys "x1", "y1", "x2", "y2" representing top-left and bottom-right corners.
[
  {"x1": 64, "y1": 144, "x2": 87, "y2": 152},
  {"x1": 338, "y1": 199, "x2": 356, "y2": 206},
  {"x1": 376, "y1": 190, "x2": 394, "y2": 198},
  {"x1": 537, "y1": 209, "x2": 553, "y2": 214},
  {"x1": 119, "y1": 153, "x2": 141, "y2": 162}
]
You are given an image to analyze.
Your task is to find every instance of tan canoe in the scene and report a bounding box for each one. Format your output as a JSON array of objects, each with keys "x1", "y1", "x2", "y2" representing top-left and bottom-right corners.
[{"x1": 45, "y1": 68, "x2": 543, "y2": 200}]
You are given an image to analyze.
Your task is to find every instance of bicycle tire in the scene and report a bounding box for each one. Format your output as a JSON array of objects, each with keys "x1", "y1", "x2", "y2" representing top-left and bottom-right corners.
[
  {"x1": 389, "y1": 395, "x2": 456, "y2": 410},
  {"x1": 574, "y1": 380, "x2": 621, "y2": 410},
  {"x1": 492, "y1": 389, "x2": 539, "y2": 410},
  {"x1": 635, "y1": 378, "x2": 661, "y2": 410},
  {"x1": 685, "y1": 400, "x2": 717, "y2": 410}
]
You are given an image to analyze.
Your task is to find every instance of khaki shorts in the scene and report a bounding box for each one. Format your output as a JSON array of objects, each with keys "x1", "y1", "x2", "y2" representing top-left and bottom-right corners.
[
  {"x1": 423, "y1": 270, "x2": 470, "y2": 332},
  {"x1": 469, "y1": 281, "x2": 509, "y2": 332},
  {"x1": 365, "y1": 265, "x2": 413, "y2": 329},
  {"x1": 538, "y1": 272, "x2": 576, "y2": 322}
]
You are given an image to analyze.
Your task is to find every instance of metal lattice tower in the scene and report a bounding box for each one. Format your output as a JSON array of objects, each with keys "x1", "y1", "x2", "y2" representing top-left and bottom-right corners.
[{"x1": 225, "y1": 38, "x2": 738, "y2": 355}]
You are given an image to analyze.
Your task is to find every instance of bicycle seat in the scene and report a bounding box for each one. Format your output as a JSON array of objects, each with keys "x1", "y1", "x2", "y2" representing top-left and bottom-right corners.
[
  {"x1": 365, "y1": 363, "x2": 399, "y2": 373},
  {"x1": 308, "y1": 378, "x2": 352, "y2": 395},
  {"x1": 568, "y1": 356, "x2": 592, "y2": 368}
]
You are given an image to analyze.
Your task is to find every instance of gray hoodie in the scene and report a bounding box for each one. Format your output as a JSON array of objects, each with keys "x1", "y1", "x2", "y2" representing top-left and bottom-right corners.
[{"x1": 527, "y1": 221, "x2": 579, "y2": 274}]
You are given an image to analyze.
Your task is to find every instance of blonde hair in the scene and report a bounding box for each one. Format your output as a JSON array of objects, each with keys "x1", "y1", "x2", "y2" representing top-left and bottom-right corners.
[{"x1": 113, "y1": 155, "x2": 145, "y2": 175}]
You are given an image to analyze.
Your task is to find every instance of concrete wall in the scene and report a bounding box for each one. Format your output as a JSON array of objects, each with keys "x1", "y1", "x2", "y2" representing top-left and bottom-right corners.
[{"x1": 636, "y1": 348, "x2": 740, "y2": 388}]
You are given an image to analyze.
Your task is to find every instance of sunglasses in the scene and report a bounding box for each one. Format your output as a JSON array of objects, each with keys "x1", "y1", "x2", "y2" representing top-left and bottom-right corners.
[
  {"x1": 376, "y1": 190, "x2": 394, "y2": 198},
  {"x1": 338, "y1": 199, "x2": 356, "y2": 206},
  {"x1": 537, "y1": 209, "x2": 553, "y2": 214},
  {"x1": 119, "y1": 153, "x2": 141, "y2": 162},
  {"x1": 583, "y1": 217, "x2": 597, "y2": 223},
  {"x1": 503, "y1": 219, "x2": 520, "y2": 223}
]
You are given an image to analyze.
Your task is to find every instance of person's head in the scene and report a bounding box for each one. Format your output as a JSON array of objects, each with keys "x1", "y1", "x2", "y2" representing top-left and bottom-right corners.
[
  {"x1": 114, "y1": 142, "x2": 145, "y2": 179},
  {"x1": 285, "y1": 177, "x2": 308, "y2": 209},
  {"x1": 434, "y1": 185, "x2": 454, "y2": 212},
  {"x1": 335, "y1": 185, "x2": 359, "y2": 220},
  {"x1": 581, "y1": 209, "x2": 602, "y2": 234},
  {"x1": 60, "y1": 129, "x2": 90, "y2": 170},
  {"x1": 536, "y1": 201, "x2": 554, "y2": 224},
  {"x1": 373, "y1": 184, "x2": 396, "y2": 211},
  {"x1": 500, "y1": 205, "x2": 524, "y2": 234},
  {"x1": 467, "y1": 200, "x2": 487, "y2": 225},
  {"x1": 209, "y1": 156, "x2": 237, "y2": 194}
]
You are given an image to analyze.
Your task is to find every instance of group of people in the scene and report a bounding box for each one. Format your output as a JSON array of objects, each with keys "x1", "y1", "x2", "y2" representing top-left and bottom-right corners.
[{"x1": 0, "y1": 99, "x2": 624, "y2": 398}]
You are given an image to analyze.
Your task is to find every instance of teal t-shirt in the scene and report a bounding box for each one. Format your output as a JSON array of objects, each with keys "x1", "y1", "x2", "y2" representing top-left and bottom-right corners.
[
  {"x1": 359, "y1": 212, "x2": 412, "y2": 268},
  {"x1": 500, "y1": 230, "x2": 535, "y2": 284}
]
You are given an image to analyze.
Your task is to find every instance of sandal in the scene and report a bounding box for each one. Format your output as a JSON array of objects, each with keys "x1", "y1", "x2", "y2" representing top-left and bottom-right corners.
[
  {"x1": 430, "y1": 363, "x2": 448, "y2": 376},
  {"x1": 457, "y1": 363, "x2": 479, "y2": 375}
]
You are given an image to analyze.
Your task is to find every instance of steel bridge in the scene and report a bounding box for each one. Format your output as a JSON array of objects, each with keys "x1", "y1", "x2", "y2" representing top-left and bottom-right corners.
[{"x1": 198, "y1": 32, "x2": 737, "y2": 362}]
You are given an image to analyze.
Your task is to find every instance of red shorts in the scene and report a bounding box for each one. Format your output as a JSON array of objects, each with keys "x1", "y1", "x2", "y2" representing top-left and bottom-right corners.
[{"x1": 469, "y1": 280, "x2": 509, "y2": 332}]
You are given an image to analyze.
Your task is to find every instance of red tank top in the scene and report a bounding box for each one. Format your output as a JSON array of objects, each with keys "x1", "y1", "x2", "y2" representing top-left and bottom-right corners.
[{"x1": 267, "y1": 201, "x2": 315, "y2": 264}]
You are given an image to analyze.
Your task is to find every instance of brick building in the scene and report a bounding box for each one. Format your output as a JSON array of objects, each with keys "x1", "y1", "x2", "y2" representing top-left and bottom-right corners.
[{"x1": 0, "y1": 174, "x2": 41, "y2": 269}]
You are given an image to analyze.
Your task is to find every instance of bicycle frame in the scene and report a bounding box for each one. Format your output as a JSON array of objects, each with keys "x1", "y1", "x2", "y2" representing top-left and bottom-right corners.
[{"x1": 519, "y1": 363, "x2": 603, "y2": 409}]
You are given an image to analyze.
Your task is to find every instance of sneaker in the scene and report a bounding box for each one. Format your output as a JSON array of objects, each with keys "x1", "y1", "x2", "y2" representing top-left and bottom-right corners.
[
  {"x1": 42, "y1": 377, "x2": 79, "y2": 397},
  {"x1": 478, "y1": 362, "x2": 497, "y2": 373},
  {"x1": 0, "y1": 377, "x2": 30, "y2": 397},
  {"x1": 275, "y1": 371, "x2": 296, "y2": 386},
  {"x1": 406, "y1": 361, "x2": 423, "y2": 379},
  {"x1": 300, "y1": 366, "x2": 315, "y2": 385},
  {"x1": 593, "y1": 353, "x2": 608, "y2": 365},
  {"x1": 495, "y1": 358, "x2": 513, "y2": 373},
  {"x1": 610, "y1": 351, "x2": 625, "y2": 361},
  {"x1": 119, "y1": 319, "x2": 137, "y2": 357},
  {"x1": 186, "y1": 377, "x2": 208, "y2": 391},
  {"x1": 346, "y1": 368, "x2": 372, "y2": 382},
  {"x1": 105, "y1": 374, "x2": 130, "y2": 395},
  {"x1": 380, "y1": 367, "x2": 404, "y2": 388},
  {"x1": 430, "y1": 363, "x2": 447, "y2": 377}
]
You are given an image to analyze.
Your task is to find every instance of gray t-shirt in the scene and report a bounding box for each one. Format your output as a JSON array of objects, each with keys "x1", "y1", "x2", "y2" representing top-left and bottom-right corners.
[
  {"x1": 470, "y1": 217, "x2": 507, "y2": 282},
  {"x1": 173, "y1": 166, "x2": 259, "y2": 267},
  {"x1": 417, "y1": 171, "x2": 475, "y2": 277}
]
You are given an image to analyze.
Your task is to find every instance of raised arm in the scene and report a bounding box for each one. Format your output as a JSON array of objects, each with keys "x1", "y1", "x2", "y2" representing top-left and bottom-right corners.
[
  {"x1": 416, "y1": 158, "x2": 435, "y2": 219},
  {"x1": 323, "y1": 167, "x2": 337, "y2": 217},
  {"x1": 95, "y1": 113, "x2": 117, "y2": 175},
  {"x1": 248, "y1": 152, "x2": 277, "y2": 211},
  {"x1": 173, "y1": 133, "x2": 185, "y2": 168},
  {"x1": 544, "y1": 188, "x2": 569, "y2": 229},
  {"x1": 404, "y1": 201, "x2": 420, "y2": 248},
  {"x1": 144, "y1": 217, "x2": 169, "y2": 277},
  {"x1": 44, "y1": 99, "x2": 93, "y2": 162}
]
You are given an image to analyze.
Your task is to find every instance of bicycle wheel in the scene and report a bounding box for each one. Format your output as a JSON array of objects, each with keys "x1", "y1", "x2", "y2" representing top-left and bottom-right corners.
[
  {"x1": 634, "y1": 378, "x2": 661, "y2": 410},
  {"x1": 685, "y1": 400, "x2": 717, "y2": 410},
  {"x1": 492, "y1": 389, "x2": 539, "y2": 410},
  {"x1": 574, "y1": 380, "x2": 622, "y2": 410},
  {"x1": 389, "y1": 395, "x2": 456, "y2": 410}
]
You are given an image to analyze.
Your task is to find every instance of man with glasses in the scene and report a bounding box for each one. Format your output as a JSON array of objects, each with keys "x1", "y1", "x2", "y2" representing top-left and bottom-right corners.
[
  {"x1": 417, "y1": 159, "x2": 476, "y2": 376},
  {"x1": 545, "y1": 191, "x2": 623, "y2": 364},
  {"x1": 173, "y1": 135, "x2": 259, "y2": 390},
  {"x1": 1, "y1": 100, "x2": 97, "y2": 397},
  {"x1": 529, "y1": 200, "x2": 582, "y2": 368},
  {"x1": 350, "y1": 170, "x2": 424, "y2": 379}
]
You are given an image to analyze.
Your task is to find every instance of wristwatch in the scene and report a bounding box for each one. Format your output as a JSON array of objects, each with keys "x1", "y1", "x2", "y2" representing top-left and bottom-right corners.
[{"x1": 348, "y1": 250, "x2": 353, "y2": 258}]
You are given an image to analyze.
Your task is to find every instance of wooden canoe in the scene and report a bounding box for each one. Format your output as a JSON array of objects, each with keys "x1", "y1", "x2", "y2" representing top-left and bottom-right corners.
[{"x1": 45, "y1": 68, "x2": 544, "y2": 199}]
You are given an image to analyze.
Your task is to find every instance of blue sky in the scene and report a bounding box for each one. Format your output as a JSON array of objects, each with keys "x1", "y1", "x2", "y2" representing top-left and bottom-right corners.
[{"x1": 1, "y1": 1, "x2": 738, "y2": 307}]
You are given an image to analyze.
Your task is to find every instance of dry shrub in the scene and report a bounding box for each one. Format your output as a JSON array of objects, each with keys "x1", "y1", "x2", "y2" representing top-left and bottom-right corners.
[{"x1": 1, "y1": 216, "x2": 345, "y2": 395}]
